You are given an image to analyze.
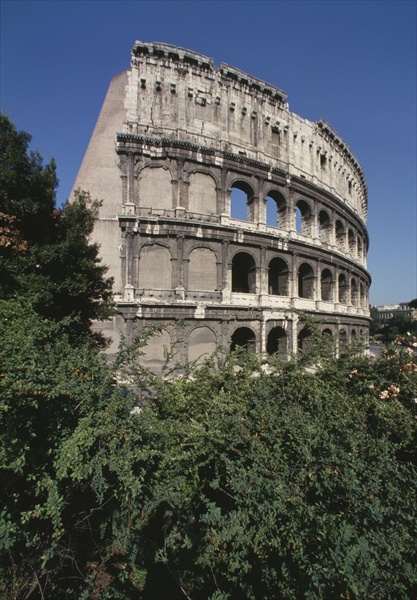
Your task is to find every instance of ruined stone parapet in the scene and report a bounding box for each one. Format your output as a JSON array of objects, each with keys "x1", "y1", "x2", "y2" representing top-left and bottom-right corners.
[{"x1": 72, "y1": 42, "x2": 371, "y2": 368}]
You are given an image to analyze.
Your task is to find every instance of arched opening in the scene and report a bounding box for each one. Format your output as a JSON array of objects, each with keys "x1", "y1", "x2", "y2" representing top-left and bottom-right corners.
[
  {"x1": 298, "y1": 263, "x2": 315, "y2": 299},
  {"x1": 351, "y1": 278, "x2": 358, "y2": 305},
  {"x1": 295, "y1": 200, "x2": 311, "y2": 236},
  {"x1": 267, "y1": 326, "x2": 287, "y2": 356},
  {"x1": 348, "y1": 229, "x2": 356, "y2": 257},
  {"x1": 230, "y1": 181, "x2": 254, "y2": 222},
  {"x1": 266, "y1": 190, "x2": 286, "y2": 228},
  {"x1": 335, "y1": 220, "x2": 345, "y2": 251},
  {"x1": 318, "y1": 210, "x2": 331, "y2": 243},
  {"x1": 351, "y1": 329, "x2": 357, "y2": 339},
  {"x1": 339, "y1": 329, "x2": 348, "y2": 354},
  {"x1": 268, "y1": 257, "x2": 289, "y2": 296},
  {"x1": 320, "y1": 268, "x2": 333, "y2": 302},
  {"x1": 231, "y1": 327, "x2": 256, "y2": 352},
  {"x1": 232, "y1": 252, "x2": 256, "y2": 293},
  {"x1": 338, "y1": 273, "x2": 347, "y2": 304},
  {"x1": 298, "y1": 327, "x2": 313, "y2": 353},
  {"x1": 357, "y1": 237, "x2": 363, "y2": 261},
  {"x1": 322, "y1": 328, "x2": 333, "y2": 336},
  {"x1": 360, "y1": 282, "x2": 365, "y2": 307}
]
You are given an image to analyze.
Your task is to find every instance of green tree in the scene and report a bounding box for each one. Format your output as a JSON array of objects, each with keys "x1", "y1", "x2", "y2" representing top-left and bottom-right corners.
[
  {"x1": 120, "y1": 336, "x2": 417, "y2": 599},
  {"x1": 0, "y1": 114, "x2": 113, "y2": 344}
]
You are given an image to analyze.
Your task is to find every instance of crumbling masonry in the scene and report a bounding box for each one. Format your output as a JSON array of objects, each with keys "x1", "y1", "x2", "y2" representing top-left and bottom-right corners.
[{"x1": 72, "y1": 41, "x2": 371, "y2": 369}]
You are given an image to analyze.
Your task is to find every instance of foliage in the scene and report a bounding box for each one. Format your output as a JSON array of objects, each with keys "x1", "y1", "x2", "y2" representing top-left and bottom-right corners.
[
  {"x1": 0, "y1": 114, "x2": 113, "y2": 345},
  {"x1": 124, "y1": 336, "x2": 417, "y2": 599},
  {"x1": 1, "y1": 310, "x2": 417, "y2": 598},
  {"x1": 1, "y1": 114, "x2": 416, "y2": 597}
]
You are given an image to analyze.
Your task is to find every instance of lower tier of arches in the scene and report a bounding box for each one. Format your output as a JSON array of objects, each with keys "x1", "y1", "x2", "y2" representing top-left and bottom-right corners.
[{"x1": 101, "y1": 307, "x2": 370, "y2": 371}]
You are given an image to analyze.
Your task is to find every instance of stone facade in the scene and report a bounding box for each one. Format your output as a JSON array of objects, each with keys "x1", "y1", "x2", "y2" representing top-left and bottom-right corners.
[{"x1": 72, "y1": 41, "x2": 371, "y2": 369}]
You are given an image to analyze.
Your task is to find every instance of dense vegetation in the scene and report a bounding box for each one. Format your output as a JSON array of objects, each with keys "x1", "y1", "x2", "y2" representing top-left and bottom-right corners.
[{"x1": 1, "y1": 116, "x2": 417, "y2": 599}]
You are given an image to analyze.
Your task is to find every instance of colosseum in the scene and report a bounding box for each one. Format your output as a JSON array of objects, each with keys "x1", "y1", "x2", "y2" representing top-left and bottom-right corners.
[{"x1": 72, "y1": 41, "x2": 371, "y2": 369}]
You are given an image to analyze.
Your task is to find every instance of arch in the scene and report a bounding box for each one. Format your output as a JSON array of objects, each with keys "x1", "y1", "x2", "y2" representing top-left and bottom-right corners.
[
  {"x1": 348, "y1": 229, "x2": 356, "y2": 257},
  {"x1": 298, "y1": 327, "x2": 313, "y2": 353},
  {"x1": 320, "y1": 268, "x2": 333, "y2": 302},
  {"x1": 357, "y1": 237, "x2": 363, "y2": 261},
  {"x1": 339, "y1": 329, "x2": 348, "y2": 354},
  {"x1": 231, "y1": 326, "x2": 256, "y2": 352},
  {"x1": 351, "y1": 278, "x2": 358, "y2": 305},
  {"x1": 268, "y1": 257, "x2": 289, "y2": 296},
  {"x1": 265, "y1": 189, "x2": 286, "y2": 228},
  {"x1": 139, "y1": 244, "x2": 172, "y2": 289},
  {"x1": 230, "y1": 180, "x2": 254, "y2": 221},
  {"x1": 138, "y1": 166, "x2": 172, "y2": 210},
  {"x1": 318, "y1": 210, "x2": 331, "y2": 243},
  {"x1": 359, "y1": 282, "x2": 365, "y2": 307},
  {"x1": 232, "y1": 252, "x2": 256, "y2": 293},
  {"x1": 322, "y1": 328, "x2": 335, "y2": 355},
  {"x1": 267, "y1": 326, "x2": 287, "y2": 356},
  {"x1": 298, "y1": 262, "x2": 315, "y2": 299},
  {"x1": 188, "y1": 326, "x2": 217, "y2": 364},
  {"x1": 295, "y1": 199, "x2": 312, "y2": 236},
  {"x1": 188, "y1": 171, "x2": 217, "y2": 215},
  {"x1": 188, "y1": 247, "x2": 217, "y2": 291},
  {"x1": 338, "y1": 273, "x2": 348, "y2": 304},
  {"x1": 335, "y1": 220, "x2": 345, "y2": 251}
]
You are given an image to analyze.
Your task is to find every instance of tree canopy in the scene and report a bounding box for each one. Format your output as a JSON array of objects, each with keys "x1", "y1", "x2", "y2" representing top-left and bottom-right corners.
[{"x1": 0, "y1": 114, "x2": 113, "y2": 344}]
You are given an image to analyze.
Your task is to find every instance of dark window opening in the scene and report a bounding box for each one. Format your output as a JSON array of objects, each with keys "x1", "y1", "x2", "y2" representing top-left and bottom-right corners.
[
  {"x1": 268, "y1": 257, "x2": 289, "y2": 296},
  {"x1": 298, "y1": 263, "x2": 314, "y2": 299},
  {"x1": 351, "y1": 279, "x2": 358, "y2": 305},
  {"x1": 298, "y1": 328, "x2": 313, "y2": 353},
  {"x1": 232, "y1": 252, "x2": 256, "y2": 293},
  {"x1": 321, "y1": 269, "x2": 333, "y2": 302},
  {"x1": 267, "y1": 327, "x2": 287, "y2": 356},
  {"x1": 231, "y1": 327, "x2": 256, "y2": 352},
  {"x1": 348, "y1": 229, "x2": 355, "y2": 256},
  {"x1": 338, "y1": 274, "x2": 347, "y2": 304},
  {"x1": 335, "y1": 220, "x2": 345, "y2": 251},
  {"x1": 318, "y1": 210, "x2": 331, "y2": 243}
]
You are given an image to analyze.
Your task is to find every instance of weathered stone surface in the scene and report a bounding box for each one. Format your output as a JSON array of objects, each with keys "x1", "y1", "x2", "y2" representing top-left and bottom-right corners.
[{"x1": 72, "y1": 41, "x2": 371, "y2": 364}]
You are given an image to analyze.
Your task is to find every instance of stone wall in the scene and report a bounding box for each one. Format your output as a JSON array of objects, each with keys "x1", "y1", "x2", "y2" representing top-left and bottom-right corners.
[{"x1": 72, "y1": 41, "x2": 371, "y2": 364}]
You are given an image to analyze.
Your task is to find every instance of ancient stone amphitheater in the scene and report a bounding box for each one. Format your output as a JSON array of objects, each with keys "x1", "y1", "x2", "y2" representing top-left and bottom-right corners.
[{"x1": 72, "y1": 41, "x2": 371, "y2": 369}]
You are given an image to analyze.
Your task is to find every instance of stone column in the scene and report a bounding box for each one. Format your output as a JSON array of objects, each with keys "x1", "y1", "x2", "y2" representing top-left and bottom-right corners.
[
  {"x1": 176, "y1": 235, "x2": 185, "y2": 289},
  {"x1": 260, "y1": 246, "x2": 267, "y2": 295},
  {"x1": 176, "y1": 158, "x2": 185, "y2": 208},
  {"x1": 289, "y1": 252, "x2": 298, "y2": 299}
]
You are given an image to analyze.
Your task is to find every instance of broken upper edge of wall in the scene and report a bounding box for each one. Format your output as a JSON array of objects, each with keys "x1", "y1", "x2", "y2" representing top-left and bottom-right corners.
[{"x1": 131, "y1": 40, "x2": 289, "y2": 105}]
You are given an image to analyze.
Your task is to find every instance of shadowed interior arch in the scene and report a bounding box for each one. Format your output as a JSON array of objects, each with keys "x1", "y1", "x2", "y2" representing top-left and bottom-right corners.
[
  {"x1": 298, "y1": 263, "x2": 314, "y2": 299},
  {"x1": 232, "y1": 252, "x2": 256, "y2": 293},
  {"x1": 231, "y1": 327, "x2": 256, "y2": 352},
  {"x1": 268, "y1": 257, "x2": 289, "y2": 295},
  {"x1": 267, "y1": 326, "x2": 287, "y2": 355}
]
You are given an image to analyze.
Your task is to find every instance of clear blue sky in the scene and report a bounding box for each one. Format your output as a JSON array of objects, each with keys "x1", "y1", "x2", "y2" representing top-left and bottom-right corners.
[{"x1": 1, "y1": 0, "x2": 416, "y2": 306}]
